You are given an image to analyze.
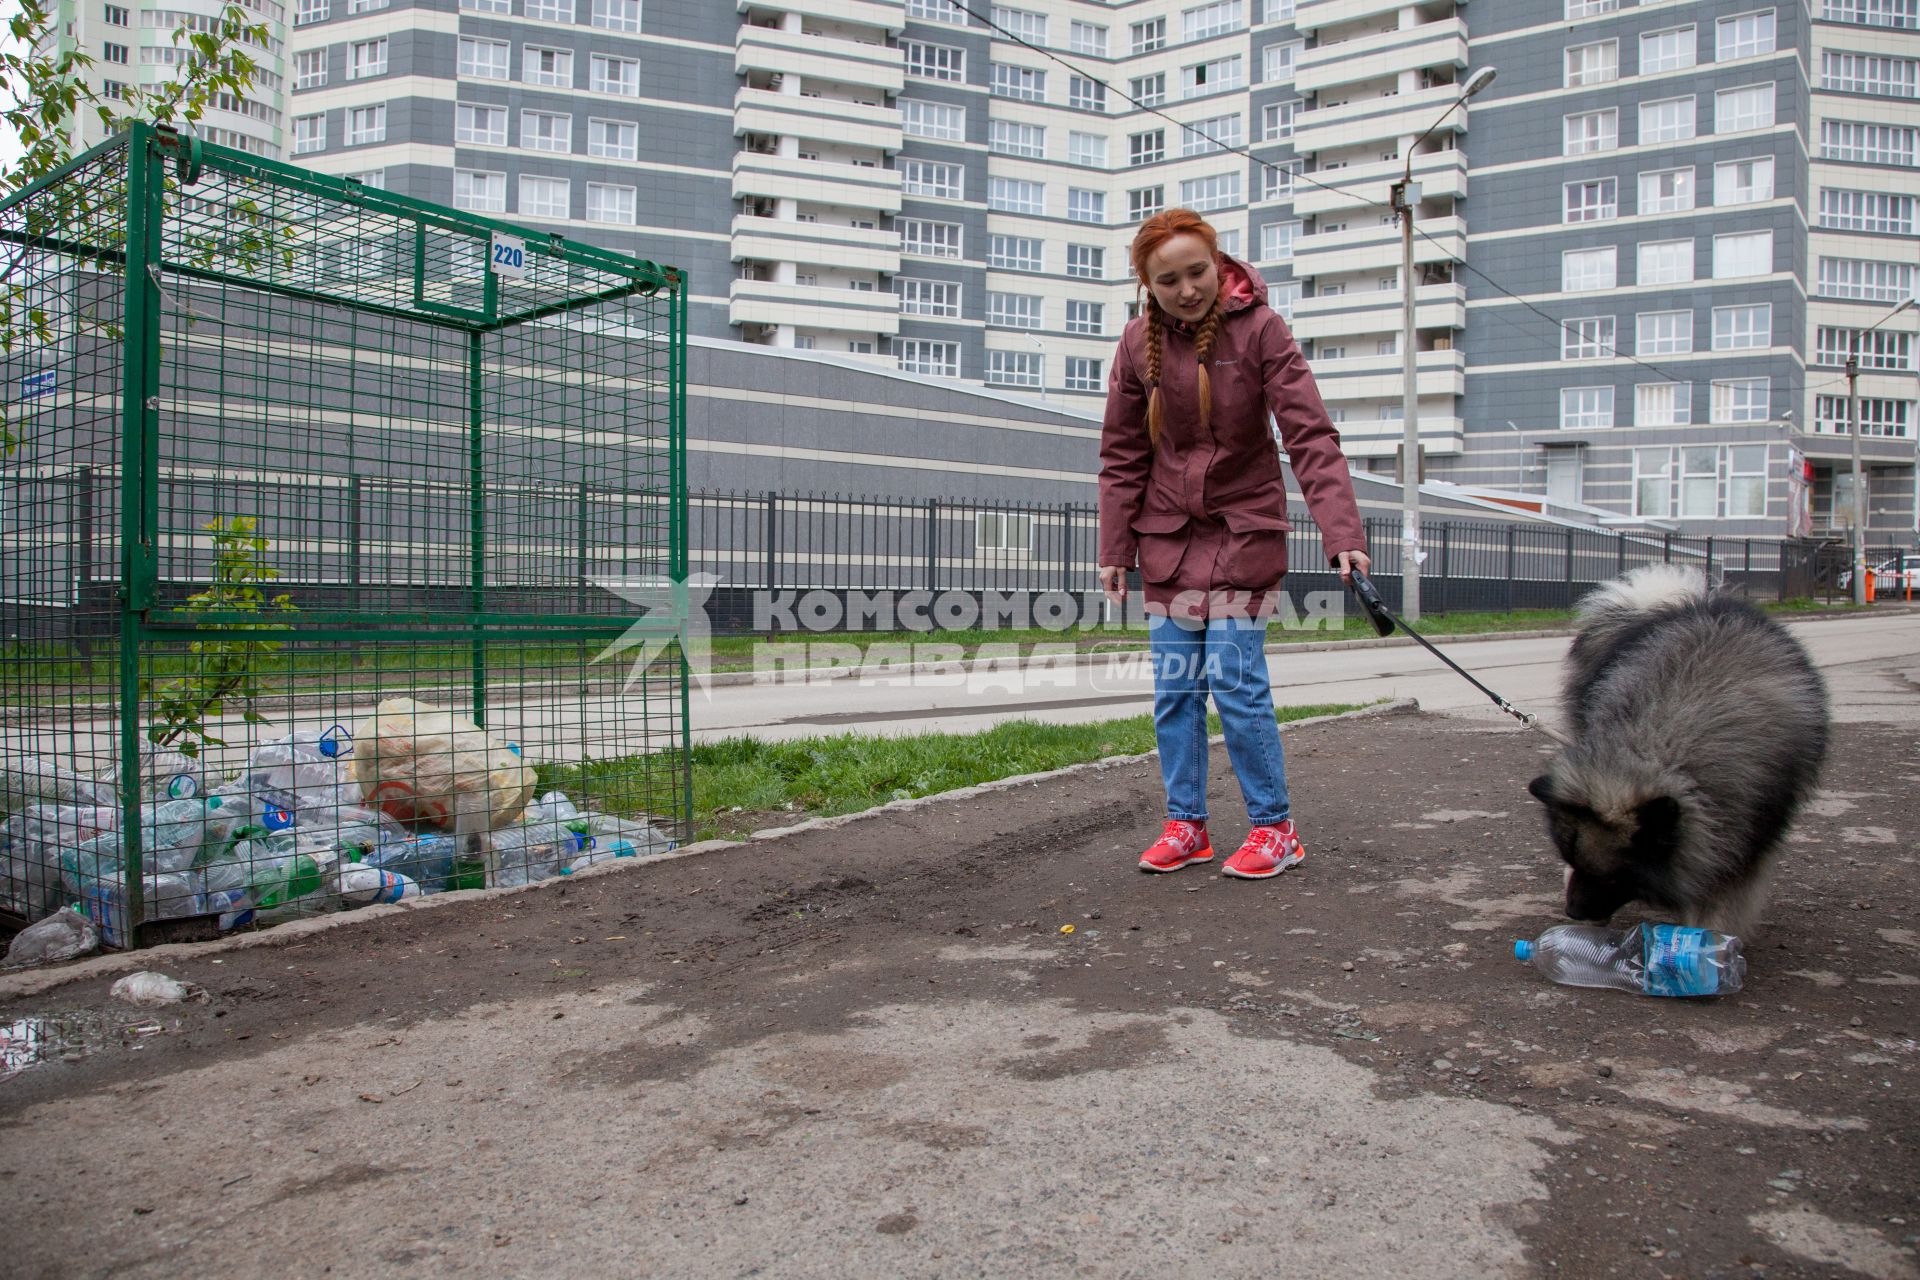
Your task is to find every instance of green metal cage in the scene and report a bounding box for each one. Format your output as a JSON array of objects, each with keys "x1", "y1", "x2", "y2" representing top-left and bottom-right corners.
[{"x1": 0, "y1": 124, "x2": 690, "y2": 947}]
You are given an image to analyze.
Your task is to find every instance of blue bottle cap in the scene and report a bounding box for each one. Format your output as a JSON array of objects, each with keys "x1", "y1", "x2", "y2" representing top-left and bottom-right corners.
[{"x1": 1513, "y1": 940, "x2": 1534, "y2": 961}]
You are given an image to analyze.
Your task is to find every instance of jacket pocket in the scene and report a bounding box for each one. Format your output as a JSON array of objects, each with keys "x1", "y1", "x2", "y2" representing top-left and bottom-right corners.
[
  {"x1": 1219, "y1": 509, "x2": 1290, "y2": 589},
  {"x1": 1129, "y1": 510, "x2": 1192, "y2": 585}
]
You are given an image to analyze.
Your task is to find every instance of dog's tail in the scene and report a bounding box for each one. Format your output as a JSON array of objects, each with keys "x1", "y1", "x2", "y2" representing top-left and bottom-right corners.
[{"x1": 1576, "y1": 563, "x2": 1707, "y2": 628}]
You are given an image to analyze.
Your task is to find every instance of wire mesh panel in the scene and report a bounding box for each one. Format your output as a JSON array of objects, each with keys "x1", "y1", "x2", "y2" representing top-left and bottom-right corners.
[{"x1": 1, "y1": 126, "x2": 687, "y2": 946}]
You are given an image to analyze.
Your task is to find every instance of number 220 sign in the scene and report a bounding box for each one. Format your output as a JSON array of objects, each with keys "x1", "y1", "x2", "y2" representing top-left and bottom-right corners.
[{"x1": 490, "y1": 232, "x2": 528, "y2": 279}]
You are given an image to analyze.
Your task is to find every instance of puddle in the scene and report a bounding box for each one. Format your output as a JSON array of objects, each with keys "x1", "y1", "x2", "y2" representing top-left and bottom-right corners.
[{"x1": 1, "y1": 1010, "x2": 170, "y2": 1082}]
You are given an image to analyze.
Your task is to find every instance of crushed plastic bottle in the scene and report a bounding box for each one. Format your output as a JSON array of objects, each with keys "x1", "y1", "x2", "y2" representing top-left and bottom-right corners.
[
  {"x1": 1514, "y1": 923, "x2": 1746, "y2": 997},
  {"x1": 363, "y1": 834, "x2": 456, "y2": 895}
]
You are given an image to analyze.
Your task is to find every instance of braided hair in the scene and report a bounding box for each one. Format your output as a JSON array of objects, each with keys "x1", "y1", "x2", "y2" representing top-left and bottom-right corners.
[{"x1": 1131, "y1": 208, "x2": 1226, "y2": 453}]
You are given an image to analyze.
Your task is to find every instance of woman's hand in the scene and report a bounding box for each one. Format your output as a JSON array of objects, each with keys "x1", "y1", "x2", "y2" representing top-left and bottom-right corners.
[
  {"x1": 1335, "y1": 550, "x2": 1372, "y2": 585},
  {"x1": 1098, "y1": 565, "x2": 1129, "y2": 605}
]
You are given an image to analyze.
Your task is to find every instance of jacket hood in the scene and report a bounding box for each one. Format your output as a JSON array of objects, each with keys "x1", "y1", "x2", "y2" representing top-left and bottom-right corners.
[{"x1": 1218, "y1": 254, "x2": 1267, "y2": 315}]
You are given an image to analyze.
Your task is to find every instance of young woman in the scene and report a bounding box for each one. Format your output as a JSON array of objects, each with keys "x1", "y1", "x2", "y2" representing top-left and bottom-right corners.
[{"x1": 1098, "y1": 208, "x2": 1372, "y2": 880}]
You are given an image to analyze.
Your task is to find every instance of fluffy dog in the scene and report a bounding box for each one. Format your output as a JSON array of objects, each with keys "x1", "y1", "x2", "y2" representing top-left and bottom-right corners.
[{"x1": 1528, "y1": 565, "x2": 1829, "y2": 936}]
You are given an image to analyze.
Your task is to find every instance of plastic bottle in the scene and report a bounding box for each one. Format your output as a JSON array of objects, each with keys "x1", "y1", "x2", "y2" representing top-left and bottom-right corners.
[
  {"x1": 250, "y1": 726, "x2": 357, "y2": 825},
  {"x1": 364, "y1": 834, "x2": 456, "y2": 894},
  {"x1": 337, "y1": 863, "x2": 419, "y2": 906},
  {"x1": 487, "y1": 822, "x2": 575, "y2": 887},
  {"x1": 140, "y1": 799, "x2": 209, "y2": 873},
  {"x1": 1513, "y1": 923, "x2": 1746, "y2": 997}
]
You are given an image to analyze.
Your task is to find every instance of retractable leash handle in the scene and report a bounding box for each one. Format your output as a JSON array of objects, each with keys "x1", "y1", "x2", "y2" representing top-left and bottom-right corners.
[{"x1": 1346, "y1": 567, "x2": 1396, "y2": 638}]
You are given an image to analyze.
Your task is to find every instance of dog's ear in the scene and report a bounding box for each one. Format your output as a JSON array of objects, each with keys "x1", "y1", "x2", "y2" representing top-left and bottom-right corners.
[
  {"x1": 1630, "y1": 794, "x2": 1682, "y2": 859},
  {"x1": 1527, "y1": 774, "x2": 1555, "y2": 804},
  {"x1": 1529, "y1": 774, "x2": 1597, "y2": 819}
]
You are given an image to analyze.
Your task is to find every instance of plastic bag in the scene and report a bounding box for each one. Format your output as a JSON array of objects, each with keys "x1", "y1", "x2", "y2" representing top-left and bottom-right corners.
[
  {"x1": 3, "y1": 907, "x2": 99, "y2": 968},
  {"x1": 109, "y1": 971, "x2": 199, "y2": 1006},
  {"x1": 351, "y1": 698, "x2": 535, "y2": 831}
]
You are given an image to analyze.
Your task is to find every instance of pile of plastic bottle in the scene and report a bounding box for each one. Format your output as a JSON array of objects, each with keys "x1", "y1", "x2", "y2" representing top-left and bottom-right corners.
[{"x1": 1, "y1": 729, "x2": 675, "y2": 947}]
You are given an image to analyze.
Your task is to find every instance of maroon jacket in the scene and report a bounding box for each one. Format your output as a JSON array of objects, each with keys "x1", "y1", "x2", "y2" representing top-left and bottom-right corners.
[{"x1": 1098, "y1": 256, "x2": 1368, "y2": 620}]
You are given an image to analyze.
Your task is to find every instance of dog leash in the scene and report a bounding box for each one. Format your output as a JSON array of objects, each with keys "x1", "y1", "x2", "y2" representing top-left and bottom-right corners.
[{"x1": 1346, "y1": 570, "x2": 1571, "y2": 746}]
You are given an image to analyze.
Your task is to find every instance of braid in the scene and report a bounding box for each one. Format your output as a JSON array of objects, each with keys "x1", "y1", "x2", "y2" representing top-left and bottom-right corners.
[
  {"x1": 1192, "y1": 299, "x2": 1225, "y2": 432},
  {"x1": 1144, "y1": 303, "x2": 1166, "y2": 451}
]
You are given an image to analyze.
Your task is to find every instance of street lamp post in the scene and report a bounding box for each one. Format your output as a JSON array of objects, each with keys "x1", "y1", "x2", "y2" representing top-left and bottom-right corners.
[
  {"x1": 1846, "y1": 296, "x2": 1915, "y2": 605},
  {"x1": 1390, "y1": 65, "x2": 1495, "y2": 623}
]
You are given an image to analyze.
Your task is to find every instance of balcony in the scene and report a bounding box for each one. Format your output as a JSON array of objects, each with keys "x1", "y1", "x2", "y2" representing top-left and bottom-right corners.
[
  {"x1": 734, "y1": 86, "x2": 903, "y2": 152},
  {"x1": 732, "y1": 152, "x2": 903, "y2": 214},
  {"x1": 736, "y1": 24, "x2": 904, "y2": 96},
  {"x1": 1292, "y1": 214, "x2": 1465, "y2": 277},
  {"x1": 1329, "y1": 415, "x2": 1466, "y2": 459},
  {"x1": 1291, "y1": 83, "x2": 1476, "y2": 158},
  {"x1": 730, "y1": 214, "x2": 901, "y2": 274},
  {"x1": 1290, "y1": 282, "x2": 1467, "y2": 339},
  {"x1": 1294, "y1": 0, "x2": 1424, "y2": 34},
  {"x1": 1296, "y1": 20, "x2": 1468, "y2": 96},
  {"x1": 1292, "y1": 149, "x2": 1467, "y2": 218},
  {"x1": 735, "y1": 0, "x2": 904, "y2": 33},
  {"x1": 728, "y1": 277, "x2": 901, "y2": 335},
  {"x1": 1305, "y1": 349, "x2": 1468, "y2": 401}
]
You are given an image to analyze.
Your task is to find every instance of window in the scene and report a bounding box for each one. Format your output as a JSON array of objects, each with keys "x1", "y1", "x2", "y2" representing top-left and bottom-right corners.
[
  {"x1": 1822, "y1": 51, "x2": 1920, "y2": 97},
  {"x1": 1634, "y1": 448, "x2": 1672, "y2": 517},
  {"x1": 1713, "y1": 304, "x2": 1771, "y2": 350},
  {"x1": 1715, "y1": 84, "x2": 1774, "y2": 132},
  {"x1": 1130, "y1": 73, "x2": 1167, "y2": 107},
  {"x1": 899, "y1": 280, "x2": 961, "y2": 318},
  {"x1": 1563, "y1": 317, "x2": 1616, "y2": 360},
  {"x1": 1712, "y1": 378, "x2": 1769, "y2": 423},
  {"x1": 1817, "y1": 257, "x2": 1915, "y2": 302},
  {"x1": 1712, "y1": 230, "x2": 1772, "y2": 278},
  {"x1": 1129, "y1": 130, "x2": 1165, "y2": 165},
  {"x1": 1066, "y1": 245, "x2": 1104, "y2": 279},
  {"x1": 1184, "y1": 1, "x2": 1245, "y2": 41},
  {"x1": 104, "y1": 4, "x2": 128, "y2": 24},
  {"x1": 457, "y1": 104, "x2": 507, "y2": 145},
  {"x1": 1680, "y1": 447, "x2": 1719, "y2": 518},
  {"x1": 1262, "y1": 220, "x2": 1300, "y2": 261},
  {"x1": 1182, "y1": 114, "x2": 1241, "y2": 155},
  {"x1": 1182, "y1": 56, "x2": 1244, "y2": 98},
  {"x1": 1128, "y1": 186, "x2": 1165, "y2": 221},
  {"x1": 1181, "y1": 173, "x2": 1241, "y2": 212},
  {"x1": 102, "y1": 42, "x2": 128, "y2": 64},
  {"x1": 1637, "y1": 310, "x2": 1694, "y2": 356},
  {"x1": 1639, "y1": 26, "x2": 1695, "y2": 74},
  {"x1": 1716, "y1": 10, "x2": 1776, "y2": 60},
  {"x1": 901, "y1": 159, "x2": 963, "y2": 200},
  {"x1": 1727, "y1": 446, "x2": 1768, "y2": 517},
  {"x1": 1262, "y1": 99, "x2": 1300, "y2": 141},
  {"x1": 1715, "y1": 158, "x2": 1773, "y2": 205},
  {"x1": 989, "y1": 177, "x2": 1045, "y2": 215},
  {"x1": 1065, "y1": 357, "x2": 1104, "y2": 392},
  {"x1": 986, "y1": 350, "x2": 1043, "y2": 389},
  {"x1": 904, "y1": 41, "x2": 965, "y2": 81},
  {"x1": 988, "y1": 235, "x2": 1043, "y2": 272},
  {"x1": 1637, "y1": 167, "x2": 1694, "y2": 214},
  {"x1": 1561, "y1": 387, "x2": 1615, "y2": 429},
  {"x1": 346, "y1": 104, "x2": 385, "y2": 145},
  {"x1": 1821, "y1": 189, "x2": 1915, "y2": 234},
  {"x1": 1816, "y1": 397, "x2": 1913, "y2": 437},
  {"x1": 1562, "y1": 246, "x2": 1617, "y2": 291},
  {"x1": 1817, "y1": 326, "x2": 1914, "y2": 370},
  {"x1": 1069, "y1": 77, "x2": 1106, "y2": 111},
  {"x1": 1637, "y1": 239, "x2": 1695, "y2": 285},
  {"x1": 591, "y1": 0, "x2": 639, "y2": 31},
  {"x1": 1264, "y1": 40, "x2": 1302, "y2": 82},
  {"x1": 588, "y1": 118, "x2": 637, "y2": 160},
  {"x1": 526, "y1": 0, "x2": 572, "y2": 19},
  {"x1": 1261, "y1": 161, "x2": 1298, "y2": 200},
  {"x1": 525, "y1": 47, "x2": 572, "y2": 87},
  {"x1": 1636, "y1": 382, "x2": 1692, "y2": 427},
  {"x1": 102, "y1": 79, "x2": 127, "y2": 100},
  {"x1": 1264, "y1": 0, "x2": 1296, "y2": 18},
  {"x1": 991, "y1": 121, "x2": 1044, "y2": 157},
  {"x1": 1639, "y1": 96, "x2": 1695, "y2": 144},
  {"x1": 1822, "y1": 0, "x2": 1919, "y2": 28},
  {"x1": 1564, "y1": 178, "x2": 1618, "y2": 223},
  {"x1": 1821, "y1": 121, "x2": 1917, "y2": 165},
  {"x1": 1067, "y1": 188, "x2": 1106, "y2": 223},
  {"x1": 1131, "y1": 18, "x2": 1167, "y2": 53},
  {"x1": 347, "y1": 37, "x2": 386, "y2": 79},
  {"x1": 1269, "y1": 280, "x2": 1300, "y2": 320},
  {"x1": 454, "y1": 169, "x2": 506, "y2": 213},
  {"x1": 1069, "y1": 21, "x2": 1107, "y2": 55},
  {"x1": 586, "y1": 183, "x2": 635, "y2": 224},
  {"x1": 907, "y1": 0, "x2": 966, "y2": 25},
  {"x1": 1563, "y1": 109, "x2": 1617, "y2": 155},
  {"x1": 898, "y1": 341, "x2": 959, "y2": 378},
  {"x1": 463, "y1": 0, "x2": 508, "y2": 10},
  {"x1": 585, "y1": 54, "x2": 637, "y2": 96},
  {"x1": 1066, "y1": 300, "x2": 1104, "y2": 336},
  {"x1": 1317, "y1": 345, "x2": 1348, "y2": 361},
  {"x1": 295, "y1": 0, "x2": 327, "y2": 24},
  {"x1": 349, "y1": 0, "x2": 390, "y2": 10},
  {"x1": 900, "y1": 218, "x2": 963, "y2": 259},
  {"x1": 992, "y1": 63, "x2": 1046, "y2": 102},
  {"x1": 295, "y1": 49, "x2": 327, "y2": 90},
  {"x1": 292, "y1": 113, "x2": 326, "y2": 155},
  {"x1": 974, "y1": 512, "x2": 1036, "y2": 554},
  {"x1": 1068, "y1": 132, "x2": 1107, "y2": 167},
  {"x1": 993, "y1": 5, "x2": 1046, "y2": 43},
  {"x1": 519, "y1": 175, "x2": 569, "y2": 219},
  {"x1": 1566, "y1": 40, "x2": 1618, "y2": 86},
  {"x1": 1568, "y1": 0, "x2": 1620, "y2": 16},
  {"x1": 902, "y1": 99, "x2": 964, "y2": 140},
  {"x1": 459, "y1": 37, "x2": 510, "y2": 80},
  {"x1": 522, "y1": 110, "x2": 571, "y2": 152},
  {"x1": 986, "y1": 293, "x2": 1042, "y2": 329}
]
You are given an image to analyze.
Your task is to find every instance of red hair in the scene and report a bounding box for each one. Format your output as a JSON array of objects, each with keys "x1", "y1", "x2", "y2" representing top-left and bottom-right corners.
[{"x1": 1129, "y1": 209, "x2": 1225, "y2": 451}]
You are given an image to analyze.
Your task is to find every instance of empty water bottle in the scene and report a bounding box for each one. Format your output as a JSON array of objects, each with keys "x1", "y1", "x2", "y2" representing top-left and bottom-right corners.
[
  {"x1": 1514, "y1": 923, "x2": 1746, "y2": 997},
  {"x1": 364, "y1": 834, "x2": 456, "y2": 894},
  {"x1": 337, "y1": 863, "x2": 419, "y2": 906}
]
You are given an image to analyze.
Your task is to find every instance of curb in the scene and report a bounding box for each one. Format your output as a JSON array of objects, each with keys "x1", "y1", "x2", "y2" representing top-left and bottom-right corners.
[{"x1": 0, "y1": 698, "x2": 1422, "y2": 1003}]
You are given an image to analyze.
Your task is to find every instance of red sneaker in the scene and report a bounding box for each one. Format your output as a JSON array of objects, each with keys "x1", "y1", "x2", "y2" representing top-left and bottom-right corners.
[
  {"x1": 1138, "y1": 820, "x2": 1212, "y2": 873},
  {"x1": 1222, "y1": 821, "x2": 1306, "y2": 880}
]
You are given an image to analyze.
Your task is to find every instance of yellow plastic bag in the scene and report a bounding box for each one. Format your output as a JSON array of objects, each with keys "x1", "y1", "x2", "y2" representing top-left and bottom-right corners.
[{"x1": 351, "y1": 697, "x2": 536, "y2": 831}]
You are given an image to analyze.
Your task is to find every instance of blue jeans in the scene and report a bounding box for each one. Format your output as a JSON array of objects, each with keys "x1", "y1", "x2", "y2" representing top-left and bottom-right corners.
[{"x1": 1148, "y1": 614, "x2": 1291, "y2": 827}]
